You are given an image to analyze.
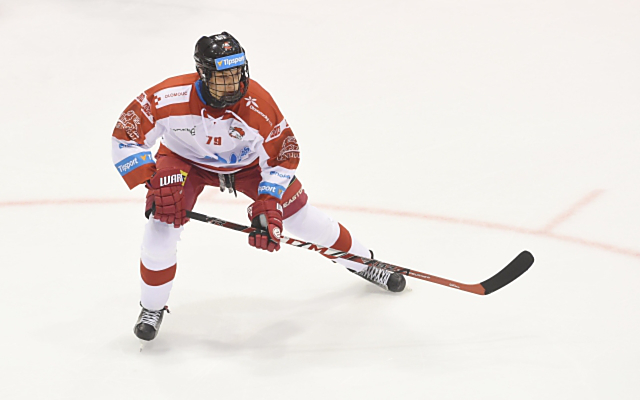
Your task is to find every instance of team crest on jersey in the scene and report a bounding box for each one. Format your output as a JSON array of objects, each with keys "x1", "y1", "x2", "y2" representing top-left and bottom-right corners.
[
  {"x1": 277, "y1": 136, "x2": 300, "y2": 161},
  {"x1": 229, "y1": 127, "x2": 245, "y2": 140},
  {"x1": 116, "y1": 110, "x2": 141, "y2": 140}
]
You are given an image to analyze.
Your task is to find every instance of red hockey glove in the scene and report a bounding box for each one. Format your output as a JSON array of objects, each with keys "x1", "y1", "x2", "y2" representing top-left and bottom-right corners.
[
  {"x1": 247, "y1": 196, "x2": 283, "y2": 252},
  {"x1": 146, "y1": 167, "x2": 189, "y2": 228}
]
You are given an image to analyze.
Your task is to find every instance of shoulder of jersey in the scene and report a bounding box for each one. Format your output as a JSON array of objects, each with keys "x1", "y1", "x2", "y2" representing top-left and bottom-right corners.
[
  {"x1": 143, "y1": 73, "x2": 200, "y2": 117},
  {"x1": 245, "y1": 79, "x2": 277, "y2": 107},
  {"x1": 236, "y1": 79, "x2": 284, "y2": 130}
]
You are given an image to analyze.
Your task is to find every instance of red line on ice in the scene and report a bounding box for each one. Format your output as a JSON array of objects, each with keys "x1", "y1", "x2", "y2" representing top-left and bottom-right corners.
[
  {"x1": 1, "y1": 194, "x2": 638, "y2": 259},
  {"x1": 539, "y1": 189, "x2": 604, "y2": 234}
]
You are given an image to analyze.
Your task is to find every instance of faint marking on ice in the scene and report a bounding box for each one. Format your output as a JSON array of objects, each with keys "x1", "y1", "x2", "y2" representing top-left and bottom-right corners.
[
  {"x1": 539, "y1": 189, "x2": 604, "y2": 234},
  {"x1": 0, "y1": 190, "x2": 638, "y2": 259}
]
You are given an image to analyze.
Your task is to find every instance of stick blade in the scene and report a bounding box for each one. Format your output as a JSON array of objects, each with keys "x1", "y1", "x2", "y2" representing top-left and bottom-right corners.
[{"x1": 480, "y1": 251, "x2": 534, "y2": 295}]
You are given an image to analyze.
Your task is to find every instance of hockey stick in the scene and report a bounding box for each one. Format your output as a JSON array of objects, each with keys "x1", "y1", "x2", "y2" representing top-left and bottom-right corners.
[{"x1": 185, "y1": 210, "x2": 534, "y2": 295}]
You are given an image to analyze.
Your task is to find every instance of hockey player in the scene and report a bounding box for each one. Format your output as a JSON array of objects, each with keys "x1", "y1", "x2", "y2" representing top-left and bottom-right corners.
[{"x1": 111, "y1": 32, "x2": 406, "y2": 342}]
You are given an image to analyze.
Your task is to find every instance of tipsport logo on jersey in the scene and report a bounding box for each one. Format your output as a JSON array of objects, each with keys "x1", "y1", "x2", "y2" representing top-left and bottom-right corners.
[
  {"x1": 215, "y1": 53, "x2": 245, "y2": 70},
  {"x1": 115, "y1": 152, "x2": 154, "y2": 176},
  {"x1": 258, "y1": 182, "x2": 286, "y2": 199}
]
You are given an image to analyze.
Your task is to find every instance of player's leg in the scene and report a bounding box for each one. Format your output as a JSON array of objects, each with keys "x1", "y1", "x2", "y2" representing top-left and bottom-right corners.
[
  {"x1": 280, "y1": 180, "x2": 406, "y2": 292},
  {"x1": 135, "y1": 155, "x2": 208, "y2": 341},
  {"x1": 233, "y1": 170, "x2": 405, "y2": 291},
  {"x1": 134, "y1": 217, "x2": 180, "y2": 341},
  {"x1": 139, "y1": 218, "x2": 182, "y2": 309}
]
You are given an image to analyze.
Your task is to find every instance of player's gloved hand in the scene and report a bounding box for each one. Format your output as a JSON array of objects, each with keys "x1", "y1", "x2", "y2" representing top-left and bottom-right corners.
[
  {"x1": 146, "y1": 167, "x2": 188, "y2": 228},
  {"x1": 247, "y1": 196, "x2": 283, "y2": 252}
]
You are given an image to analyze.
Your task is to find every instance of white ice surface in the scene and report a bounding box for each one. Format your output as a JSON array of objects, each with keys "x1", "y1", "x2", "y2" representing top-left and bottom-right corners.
[{"x1": 0, "y1": 1, "x2": 639, "y2": 399}]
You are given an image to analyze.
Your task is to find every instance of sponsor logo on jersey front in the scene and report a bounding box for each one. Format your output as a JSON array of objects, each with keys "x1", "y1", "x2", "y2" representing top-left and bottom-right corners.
[
  {"x1": 245, "y1": 96, "x2": 258, "y2": 108},
  {"x1": 173, "y1": 126, "x2": 196, "y2": 136},
  {"x1": 244, "y1": 96, "x2": 273, "y2": 126},
  {"x1": 154, "y1": 85, "x2": 192, "y2": 109},
  {"x1": 258, "y1": 181, "x2": 286, "y2": 199},
  {"x1": 215, "y1": 53, "x2": 245, "y2": 70},
  {"x1": 209, "y1": 146, "x2": 251, "y2": 164},
  {"x1": 115, "y1": 151, "x2": 154, "y2": 176}
]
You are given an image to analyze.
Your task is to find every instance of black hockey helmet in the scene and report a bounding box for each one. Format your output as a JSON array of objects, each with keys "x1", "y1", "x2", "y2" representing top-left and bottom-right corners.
[{"x1": 194, "y1": 32, "x2": 250, "y2": 108}]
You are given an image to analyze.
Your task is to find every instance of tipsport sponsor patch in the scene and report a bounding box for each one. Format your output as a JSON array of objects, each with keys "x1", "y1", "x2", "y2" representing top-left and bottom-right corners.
[
  {"x1": 115, "y1": 152, "x2": 154, "y2": 176},
  {"x1": 257, "y1": 181, "x2": 286, "y2": 199},
  {"x1": 215, "y1": 53, "x2": 245, "y2": 70}
]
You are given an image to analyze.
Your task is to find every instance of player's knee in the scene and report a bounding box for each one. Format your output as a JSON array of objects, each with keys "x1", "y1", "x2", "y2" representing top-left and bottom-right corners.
[
  {"x1": 141, "y1": 218, "x2": 183, "y2": 259},
  {"x1": 283, "y1": 204, "x2": 340, "y2": 245}
]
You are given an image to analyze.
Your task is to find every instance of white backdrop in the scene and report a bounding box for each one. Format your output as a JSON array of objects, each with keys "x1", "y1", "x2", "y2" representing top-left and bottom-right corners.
[{"x1": 0, "y1": 1, "x2": 638, "y2": 399}]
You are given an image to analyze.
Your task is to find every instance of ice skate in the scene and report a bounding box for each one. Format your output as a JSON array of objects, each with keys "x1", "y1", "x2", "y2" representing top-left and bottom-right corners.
[
  {"x1": 351, "y1": 265, "x2": 406, "y2": 292},
  {"x1": 134, "y1": 305, "x2": 169, "y2": 343},
  {"x1": 350, "y1": 251, "x2": 406, "y2": 292}
]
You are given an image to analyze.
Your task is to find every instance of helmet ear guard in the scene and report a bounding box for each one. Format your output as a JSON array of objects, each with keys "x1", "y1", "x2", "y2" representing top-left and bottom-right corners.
[
  {"x1": 196, "y1": 65, "x2": 217, "y2": 86},
  {"x1": 197, "y1": 66, "x2": 208, "y2": 81},
  {"x1": 194, "y1": 32, "x2": 250, "y2": 108}
]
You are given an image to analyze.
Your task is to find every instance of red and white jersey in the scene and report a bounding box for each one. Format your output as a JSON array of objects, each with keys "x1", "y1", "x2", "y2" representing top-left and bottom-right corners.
[{"x1": 111, "y1": 73, "x2": 299, "y2": 200}]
